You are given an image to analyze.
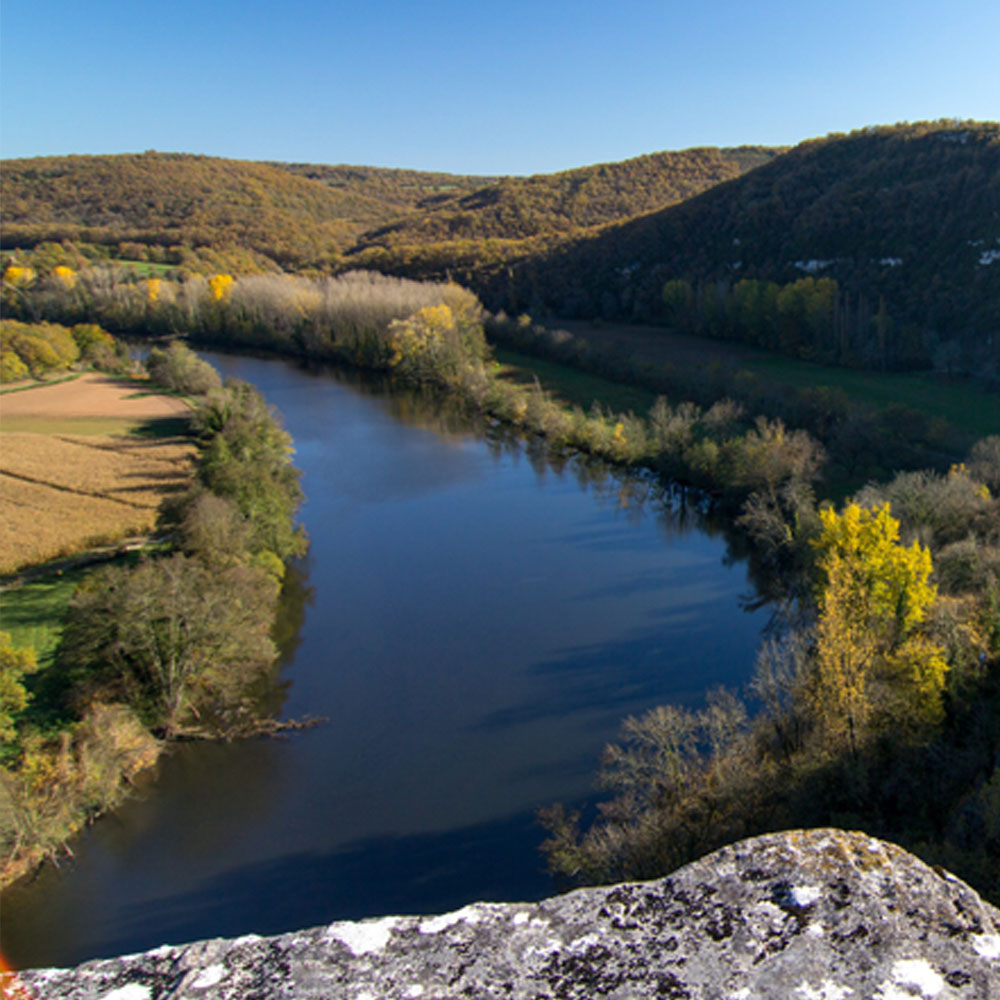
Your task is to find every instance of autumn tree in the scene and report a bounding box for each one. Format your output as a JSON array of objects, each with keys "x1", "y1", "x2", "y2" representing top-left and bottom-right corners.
[
  {"x1": 145, "y1": 339, "x2": 221, "y2": 395},
  {"x1": 810, "y1": 502, "x2": 948, "y2": 753},
  {"x1": 58, "y1": 555, "x2": 279, "y2": 737},
  {"x1": 0, "y1": 634, "x2": 39, "y2": 744}
]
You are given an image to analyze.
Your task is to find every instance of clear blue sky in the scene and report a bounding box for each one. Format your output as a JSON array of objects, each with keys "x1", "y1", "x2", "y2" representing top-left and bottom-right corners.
[{"x1": 2, "y1": 0, "x2": 997, "y2": 175}]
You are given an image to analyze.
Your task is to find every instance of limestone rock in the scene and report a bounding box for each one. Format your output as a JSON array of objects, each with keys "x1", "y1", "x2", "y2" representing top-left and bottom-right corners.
[{"x1": 9, "y1": 829, "x2": 1000, "y2": 999}]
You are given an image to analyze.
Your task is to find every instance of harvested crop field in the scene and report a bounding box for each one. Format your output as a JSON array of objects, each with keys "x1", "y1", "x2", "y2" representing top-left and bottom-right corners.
[
  {"x1": 1, "y1": 372, "x2": 190, "y2": 434},
  {"x1": 0, "y1": 375, "x2": 195, "y2": 574}
]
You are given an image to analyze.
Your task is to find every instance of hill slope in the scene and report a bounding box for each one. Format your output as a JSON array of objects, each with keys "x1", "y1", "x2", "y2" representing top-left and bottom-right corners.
[
  {"x1": 350, "y1": 147, "x2": 780, "y2": 246},
  {"x1": 1, "y1": 153, "x2": 370, "y2": 266},
  {"x1": 470, "y1": 121, "x2": 1000, "y2": 366},
  {"x1": 1, "y1": 146, "x2": 778, "y2": 265}
]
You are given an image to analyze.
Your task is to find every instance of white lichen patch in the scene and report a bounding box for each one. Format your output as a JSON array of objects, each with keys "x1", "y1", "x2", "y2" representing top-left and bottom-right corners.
[
  {"x1": 419, "y1": 904, "x2": 484, "y2": 935},
  {"x1": 325, "y1": 916, "x2": 400, "y2": 956},
  {"x1": 404, "y1": 986, "x2": 425, "y2": 998},
  {"x1": 791, "y1": 885, "x2": 822, "y2": 907},
  {"x1": 795, "y1": 981, "x2": 853, "y2": 1000},
  {"x1": 972, "y1": 933, "x2": 1000, "y2": 959},
  {"x1": 875, "y1": 958, "x2": 946, "y2": 998},
  {"x1": 99, "y1": 985, "x2": 152, "y2": 1000},
  {"x1": 566, "y1": 932, "x2": 606, "y2": 954},
  {"x1": 512, "y1": 912, "x2": 530, "y2": 925},
  {"x1": 191, "y1": 964, "x2": 227, "y2": 989}
]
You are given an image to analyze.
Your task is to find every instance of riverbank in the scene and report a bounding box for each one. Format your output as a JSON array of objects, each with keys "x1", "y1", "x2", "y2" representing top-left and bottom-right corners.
[{"x1": 0, "y1": 341, "x2": 307, "y2": 890}]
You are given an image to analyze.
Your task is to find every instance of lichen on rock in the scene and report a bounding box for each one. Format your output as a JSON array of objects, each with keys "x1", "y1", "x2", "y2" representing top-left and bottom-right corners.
[{"x1": 7, "y1": 829, "x2": 999, "y2": 999}]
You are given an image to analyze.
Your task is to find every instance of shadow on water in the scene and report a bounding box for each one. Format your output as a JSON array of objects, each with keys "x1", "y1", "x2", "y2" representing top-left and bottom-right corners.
[
  {"x1": 2, "y1": 350, "x2": 771, "y2": 971},
  {"x1": 14, "y1": 808, "x2": 569, "y2": 968}
]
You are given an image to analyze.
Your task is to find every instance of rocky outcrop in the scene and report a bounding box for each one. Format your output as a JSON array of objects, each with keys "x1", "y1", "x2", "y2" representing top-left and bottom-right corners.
[{"x1": 9, "y1": 829, "x2": 1000, "y2": 999}]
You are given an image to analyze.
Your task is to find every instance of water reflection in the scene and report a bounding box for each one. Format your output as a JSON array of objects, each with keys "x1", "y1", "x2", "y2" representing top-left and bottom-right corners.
[{"x1": 2, "y1": 352, "x2": 767, "y2": 970}]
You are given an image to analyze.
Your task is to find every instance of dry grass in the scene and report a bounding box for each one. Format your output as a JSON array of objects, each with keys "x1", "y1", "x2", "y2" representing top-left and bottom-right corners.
[{"x1": 0, "y1": 377, "x2": 195, "y2": 574}]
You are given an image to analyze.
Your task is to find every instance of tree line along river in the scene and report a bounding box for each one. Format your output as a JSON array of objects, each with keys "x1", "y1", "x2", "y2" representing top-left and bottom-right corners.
[{"x1": 2, "y1": 350, "x2": 766, "y2": 970}]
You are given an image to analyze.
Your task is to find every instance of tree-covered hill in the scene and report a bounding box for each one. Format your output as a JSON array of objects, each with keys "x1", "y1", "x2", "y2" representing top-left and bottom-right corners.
[
  {"x1": 1, "y1": 146, "x2": 778, "y2": 267},
  {"x1": 348, "y1": 147, "x2": 780, "y2": 246},
  {"x1": 268, "y1": 162, "x2": 495, "y2": 228},
  {"x1": 482, "y1": 122, "x2": 1000, "y2": 365},
  {"x1": 1, "y1": 153, "x2": 370, "y2": 267},
  {"x1": 4, "y1": 124, "x2": 997, "y2": 370}
]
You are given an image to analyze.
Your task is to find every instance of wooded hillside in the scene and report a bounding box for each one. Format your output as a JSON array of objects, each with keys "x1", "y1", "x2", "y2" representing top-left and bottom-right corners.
[
  {"x1": 4, "y1": 123, "x2": 997, "y2": 369},
  {"x1": 349, "y1": 147, "x2": 779, "y2": 246},
  {"x1": 480, "y1": 122, "x2": 1000, "y2": 361},
  {"x1": 1, "y1": 146, "x2": 777, "y2": 265}
]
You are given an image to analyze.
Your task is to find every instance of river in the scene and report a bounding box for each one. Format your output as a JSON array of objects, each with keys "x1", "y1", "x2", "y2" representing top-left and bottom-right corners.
[{"x1": 2, "y1": 351, "x2": 767, "y2": 969}]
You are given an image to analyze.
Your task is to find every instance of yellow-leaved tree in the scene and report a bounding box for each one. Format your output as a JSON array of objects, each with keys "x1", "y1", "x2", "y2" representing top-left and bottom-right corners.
[
  {"x1": 811, "y1": 502, "x2": 947, "y2": 753},
  {"x1": 0, "y1": 632, "x2": 38, "y2": 743},
  {"x1": 52, "y1": 265, "x2": 77, "y2": 290},
  {"x1": 208, "y1": 273, "x2": 234, "y2": 302}
]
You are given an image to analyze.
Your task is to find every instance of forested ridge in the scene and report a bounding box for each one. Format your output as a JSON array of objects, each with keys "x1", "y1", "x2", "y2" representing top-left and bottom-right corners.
[
  {"x1": 1, "y1": 153, "x2": 361, "y2": 268},
  {"x1": 5, "y1": 122, "x2": 995, "y2": 372},
  {"x1": 347, "y1": 147, "x2": 779, "y2": 247},
  {"x1": 1, "y1": 146, "x2": 777, "y2": 268},
  {"x1": 477, "y1": 121, "x2": 1000, "y2": 366}
]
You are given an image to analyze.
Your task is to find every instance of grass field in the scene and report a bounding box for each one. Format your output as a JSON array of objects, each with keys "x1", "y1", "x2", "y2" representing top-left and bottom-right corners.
[
  {"x1": 115, "y1": 259, "x2": 177, "y2": 277},
  {"x1": 0, "y1": 374, "x2": 195, "y2": 575},
  {"x1": 1, "y1": 568, "x2": 89, "y2": 672},
  {"x1": 494, "y1": 349, "x2": 659, "y2": 415},
  {"x1": 745, "y1": 357, "x2": 1000, "y2": 443},
  {"x1": 530, "y1": 319, "x2": 1000, "y2": 446}
]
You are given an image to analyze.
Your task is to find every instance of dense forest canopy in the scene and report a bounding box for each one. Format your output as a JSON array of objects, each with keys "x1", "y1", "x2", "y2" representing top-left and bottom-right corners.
[
  {"x1": 481, "y1": 122, "x2": 1000, "y2": 363},
  {"x1": 348, "y1": 147, "x2": 780, "y2": 247},
  {"x1": 1, "y1": 146, "x2": 778, "y2": 267}
]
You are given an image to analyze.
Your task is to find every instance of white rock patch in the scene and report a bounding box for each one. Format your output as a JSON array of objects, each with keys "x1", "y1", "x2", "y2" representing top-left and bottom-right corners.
[
  {"x1": 325, "y1": 916, "x2": 399, "y2": 956},
  {"x1": 890, "y1": 958, "x2": 945, "y2": 997},
  {"x1": 791, "y1": 885, "x2": 822, "y2": 907},
  {"x1": 99, "y1": 986, "x2": 152, "y2": 1000},
  {"x1": 419, "y1": 904, "x2": 484, "y2": 935},
  {"x1": 972, "y1": 933, "x2": 1000, "y2": 959},
  {"x1": 191, "y1": 964, "x2": 227, "y2": 989}
]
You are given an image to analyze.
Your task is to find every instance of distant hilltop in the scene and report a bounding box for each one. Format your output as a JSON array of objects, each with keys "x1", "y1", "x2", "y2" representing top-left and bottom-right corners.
[
  {"x1": 0, "y1": 145, "x2": 780, "y2": 266},
  {"x1": 3, "y1": 121, "x2": 998, "y2": 365}
]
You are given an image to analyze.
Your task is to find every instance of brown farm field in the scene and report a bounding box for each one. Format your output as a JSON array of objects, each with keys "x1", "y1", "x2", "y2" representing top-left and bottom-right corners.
[{"x1": 0, "y1": 374, "x2": 195, "y2": 574}]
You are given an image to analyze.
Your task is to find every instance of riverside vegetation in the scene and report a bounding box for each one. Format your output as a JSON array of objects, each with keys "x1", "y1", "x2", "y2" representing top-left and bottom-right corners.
[
  {"x1": 0, "y1": 329, "x2": 307, "y2": 886},
  {"x1": 4, "y1": 262, "x2": 999, "y2": 903}
]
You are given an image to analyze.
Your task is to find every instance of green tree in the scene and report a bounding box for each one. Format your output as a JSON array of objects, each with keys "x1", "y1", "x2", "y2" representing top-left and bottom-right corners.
[
  {"x1": 192, "y1": 380, "x2": 307, "y2": 561},
  {"x1": 58, "y1": 555, "x2": 279, "y2": 737}
]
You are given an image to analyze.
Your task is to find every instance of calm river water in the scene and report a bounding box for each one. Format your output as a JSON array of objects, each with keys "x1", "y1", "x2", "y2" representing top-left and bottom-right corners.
[{"x1": 3, "y1": 352, "x2": 766, "y2": 969}]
